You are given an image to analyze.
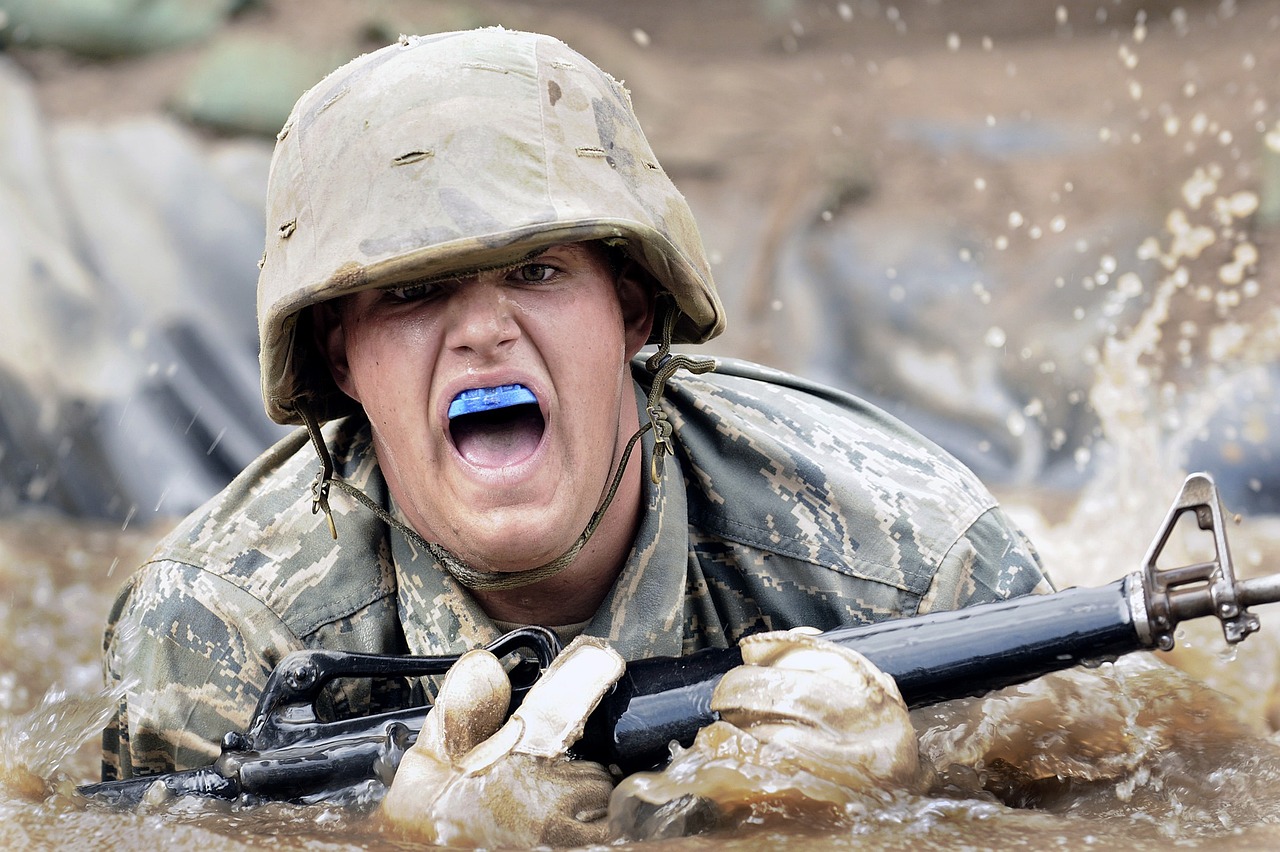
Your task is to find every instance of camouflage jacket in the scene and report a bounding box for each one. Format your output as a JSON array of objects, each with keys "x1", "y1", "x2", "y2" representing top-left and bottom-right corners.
[{"x1": 101, "y1": 357, "x2": 1051, "y2": 779}]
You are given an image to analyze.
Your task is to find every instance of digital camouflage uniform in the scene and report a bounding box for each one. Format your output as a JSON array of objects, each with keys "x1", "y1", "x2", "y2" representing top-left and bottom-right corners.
[{"x1": 102, "y1": 356, "x2": 1051, "y2": 780}]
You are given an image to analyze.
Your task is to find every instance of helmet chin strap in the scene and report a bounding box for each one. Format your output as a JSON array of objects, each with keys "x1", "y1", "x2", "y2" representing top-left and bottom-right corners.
[{"x1": 299, "y1": 298, "x2": 715, "y2": 593}]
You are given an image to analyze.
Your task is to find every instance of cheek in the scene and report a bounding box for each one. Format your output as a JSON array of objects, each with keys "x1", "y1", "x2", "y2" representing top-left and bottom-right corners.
[
  {"x1": 347, "y1": 314, "x2": 426, "y2": 373},
  {"x1": 341, "y1": 316, "x2": 439, "y2": 414}
]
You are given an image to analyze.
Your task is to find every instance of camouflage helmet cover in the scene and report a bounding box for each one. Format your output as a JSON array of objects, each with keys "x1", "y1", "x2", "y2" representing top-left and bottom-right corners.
[{"x1": 257, "y1": 27, "x2": 725, "y2": 425}]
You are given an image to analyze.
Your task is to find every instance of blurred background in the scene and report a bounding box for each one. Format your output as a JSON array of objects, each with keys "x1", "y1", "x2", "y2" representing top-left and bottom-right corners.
[{"x1": 1, "y1": 0, "x2": 1279, "y2": 726}]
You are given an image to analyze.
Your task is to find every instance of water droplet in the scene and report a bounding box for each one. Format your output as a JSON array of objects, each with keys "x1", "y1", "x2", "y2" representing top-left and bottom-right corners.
[
  {"x1": 985, "y1": 326, "x2": 1007, "y2": 348},
  {"x1": 1226, "y1": 192, "x2": 1259, "y2": 218},
  {"x1": 1266, "y1": 124, "x2": 1280, "y2": 152},
  {"x1": 947, "y1": 33, "x2": 960, "y2": 51},
  {"x1": 1117, "y1": 272, "x2": 1144, "y2": 299},
  {"x1": 631, "y1": 29, "x2": 651, "y2": 47}
]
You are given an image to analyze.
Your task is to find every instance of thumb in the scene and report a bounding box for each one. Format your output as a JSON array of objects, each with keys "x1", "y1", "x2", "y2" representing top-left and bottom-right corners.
[
  {"x1": 414, "y1": 649, "x2": 512, "y2": 763},
  {"x1": 509, "y1": 636, "x2": 625, "y2": 759}
]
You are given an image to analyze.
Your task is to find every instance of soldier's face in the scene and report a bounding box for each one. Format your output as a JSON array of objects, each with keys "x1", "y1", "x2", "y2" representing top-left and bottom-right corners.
[{"x1": 322, "y1": 242, "x2": 654, "y2": 573}]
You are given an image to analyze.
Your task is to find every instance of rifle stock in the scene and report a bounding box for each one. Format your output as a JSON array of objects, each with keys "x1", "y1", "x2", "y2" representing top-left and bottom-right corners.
[{"x1": 81, "y1": 472, "x2": 1280, "y2": 806}]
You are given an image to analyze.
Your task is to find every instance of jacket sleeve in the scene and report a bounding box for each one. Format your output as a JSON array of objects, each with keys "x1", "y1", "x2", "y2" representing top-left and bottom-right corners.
[
  {"x1": 917, "y1": 505, "x2": 1055, "y2": 615},
  {"x1": 100, "y1": 559, "x2": 303, "y2": 780}
]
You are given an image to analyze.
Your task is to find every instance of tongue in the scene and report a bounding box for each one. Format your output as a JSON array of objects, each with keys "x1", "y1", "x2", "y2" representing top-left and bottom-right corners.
[{"x1": 452, "y1": 408, "x2": 543, "y2": 468}]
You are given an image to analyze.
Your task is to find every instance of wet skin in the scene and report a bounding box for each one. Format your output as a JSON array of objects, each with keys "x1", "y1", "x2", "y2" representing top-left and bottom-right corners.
[{"x1": 321, "y1": 242, "x2": 655, "y2": 623}]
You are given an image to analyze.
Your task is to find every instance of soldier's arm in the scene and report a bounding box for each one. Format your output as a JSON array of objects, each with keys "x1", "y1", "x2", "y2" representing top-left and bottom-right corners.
[
  {"x1": 917, "y1": 505, "x2": 1054, "y2": 615},
  {"x1": 101, "y1": 560, "x2": 301, "y2": 779}
]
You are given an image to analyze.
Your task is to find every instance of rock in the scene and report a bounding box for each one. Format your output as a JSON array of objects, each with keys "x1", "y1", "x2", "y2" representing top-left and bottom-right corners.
[
  {"x1": 0, "y1": 57, "x2": 288, "y2": 521},
  {"x1": 170, "y1": 34, "x2": 351, "y2": 137},
  {"x1": 0, "y1": 0, "x2": 242, "y2": 58}
]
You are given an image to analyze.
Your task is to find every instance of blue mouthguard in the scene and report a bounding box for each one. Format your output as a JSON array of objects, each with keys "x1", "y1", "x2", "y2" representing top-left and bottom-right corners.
[{"x1": 448, "y1": 384, "x2": 538, "y2": 419}]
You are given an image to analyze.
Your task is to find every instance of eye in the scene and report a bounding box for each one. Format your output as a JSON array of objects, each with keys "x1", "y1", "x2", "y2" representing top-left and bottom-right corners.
[
  {"x1": 514, "y1": 262, "x2": 558, "y2": 283},
  {"x1": 383, "y1": 280, "x2": 444, "y2": 303}
]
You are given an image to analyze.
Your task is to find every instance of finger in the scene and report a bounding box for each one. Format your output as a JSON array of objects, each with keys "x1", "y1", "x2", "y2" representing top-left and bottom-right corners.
[
  {"x1": 741, "y1": 631, "x2": 900, "y2": 697},
  {"x1": 537, "y1": 761, "x2": 616, "y2": 846},
  {"x1": 415, "y1": 649, "x2": 511, "y2": 761},
  {"x1": 714, "y1": 633, "x2": 903, "y2": 732},
  {"x1": 511, "y1": 636, "x2": 624, "y2": 758}
]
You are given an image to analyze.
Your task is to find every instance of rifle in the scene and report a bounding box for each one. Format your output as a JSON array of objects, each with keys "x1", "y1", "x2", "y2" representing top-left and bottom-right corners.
[{"x1": 80, "y1": 472, "x2": 1280, "y2": 807}]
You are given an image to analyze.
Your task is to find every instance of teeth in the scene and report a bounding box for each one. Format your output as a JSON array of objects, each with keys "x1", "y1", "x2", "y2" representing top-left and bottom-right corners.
[{"x1": 448, "y1": 384, "x2": 537, "y2": 419}]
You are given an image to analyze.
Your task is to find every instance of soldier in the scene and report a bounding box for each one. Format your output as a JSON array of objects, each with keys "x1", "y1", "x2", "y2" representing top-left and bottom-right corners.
[{"x1": 101, "y1": 28, "x2": 1051, "y2": 846}]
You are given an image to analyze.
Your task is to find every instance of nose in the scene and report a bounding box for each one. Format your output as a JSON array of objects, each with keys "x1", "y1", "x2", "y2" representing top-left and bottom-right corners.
[{"x1": 443, "y1": 279, "x2": 519, "y2": 358}]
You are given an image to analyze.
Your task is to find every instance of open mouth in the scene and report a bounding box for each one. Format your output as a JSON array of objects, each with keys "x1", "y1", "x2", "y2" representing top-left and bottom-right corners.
[{"x1": 447, "y1": 384, "x2": 545, "y2": 468}]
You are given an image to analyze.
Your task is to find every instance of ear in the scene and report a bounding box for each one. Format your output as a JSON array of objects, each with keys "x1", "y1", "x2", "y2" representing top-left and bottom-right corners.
[
  {"x1": 616, "y1": 263, "x2": 656, "y2": 359},
  {"x1": 313, "y1": 301, "x2": 362, "y2": 403}
]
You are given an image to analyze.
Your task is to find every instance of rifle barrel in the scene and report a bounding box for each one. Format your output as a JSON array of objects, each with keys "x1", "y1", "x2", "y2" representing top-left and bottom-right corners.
[
  {"x1": 1240, "y1": 574, "x2": 1280, "y2": 609},
  {"x1": 580, "y1": 577, "x2": 1143, "y2": 773}
]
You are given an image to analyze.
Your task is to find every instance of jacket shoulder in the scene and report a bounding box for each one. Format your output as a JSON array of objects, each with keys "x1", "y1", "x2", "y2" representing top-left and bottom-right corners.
[
  {"x1": 654, "y1": 358, "x2": 1003, "y2": 596},
  {"x1": 142, "y1": 417, "x2": 396, "y2": 638}
]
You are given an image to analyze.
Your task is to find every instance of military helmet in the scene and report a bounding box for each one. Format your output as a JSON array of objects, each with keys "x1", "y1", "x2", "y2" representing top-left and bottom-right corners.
[{"x1": 257, "y1": 27, "x2": 725, "y2": 425}]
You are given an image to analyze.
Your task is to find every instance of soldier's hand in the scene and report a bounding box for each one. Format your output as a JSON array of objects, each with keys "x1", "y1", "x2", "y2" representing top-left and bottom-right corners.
[
  {"x1": 380, "y1": 635, "x2": 624, "y2": 848},
  {"x1": 609, "y1": 630, "x2": 925, "y2": 839}
]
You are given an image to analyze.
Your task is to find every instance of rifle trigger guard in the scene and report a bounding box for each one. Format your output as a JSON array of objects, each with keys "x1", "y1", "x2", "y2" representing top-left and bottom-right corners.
[{"x1": 245, "y1": 627, "x2": 563, "y2": 751}]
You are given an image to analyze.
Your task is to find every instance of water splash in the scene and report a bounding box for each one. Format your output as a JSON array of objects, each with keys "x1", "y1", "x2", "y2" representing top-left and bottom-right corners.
[
  {"x1": 0, "y1": 684, "x2": 123, "y2": 800},
  {"x1": 1024, "y1": 158, "x2": 1280, "y2": 589},
  {"x1": 913, "y1": 655, "x2": 1280, "y2": 839}
]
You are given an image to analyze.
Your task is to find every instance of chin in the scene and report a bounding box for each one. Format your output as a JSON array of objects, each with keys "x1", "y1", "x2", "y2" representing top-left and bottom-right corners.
[{"x1": 450, "y1": 530, "x2": 571, "y2": 574}]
